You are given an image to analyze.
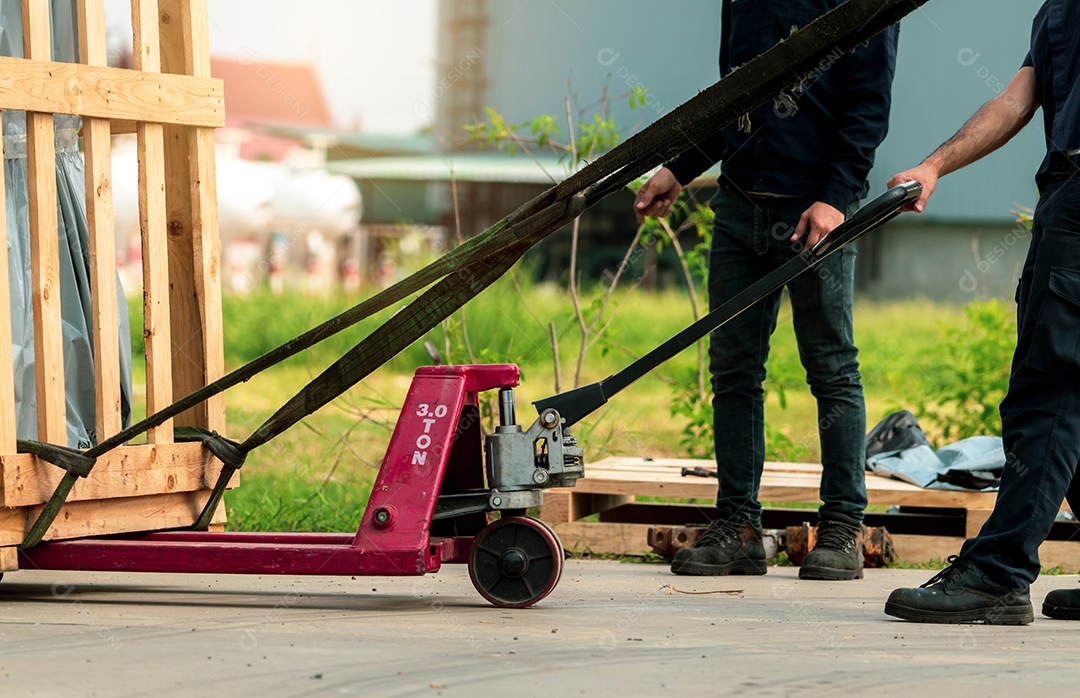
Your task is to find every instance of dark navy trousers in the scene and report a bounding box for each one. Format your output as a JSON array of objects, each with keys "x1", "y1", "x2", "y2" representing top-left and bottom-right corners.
[{"x1": 961, "y1": 172, "x2": 1080, "y2": 588}]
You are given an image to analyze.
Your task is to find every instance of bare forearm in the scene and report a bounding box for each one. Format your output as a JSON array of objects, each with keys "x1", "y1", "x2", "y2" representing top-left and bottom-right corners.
[{"x1": 924, "y1": 68, "x2": 1039, "y2": 177}]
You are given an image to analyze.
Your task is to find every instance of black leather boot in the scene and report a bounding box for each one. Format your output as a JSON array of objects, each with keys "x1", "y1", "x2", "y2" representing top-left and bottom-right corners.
[
  {"x1": 885, "y1": 556, "x2": 1033, "y2": 624},
  {"x1": 670, "y1": 517, "x2": 767, "y2": 576}
]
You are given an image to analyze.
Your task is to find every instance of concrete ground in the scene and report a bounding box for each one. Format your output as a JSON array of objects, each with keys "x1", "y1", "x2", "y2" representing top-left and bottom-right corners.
[{"x1": 2, "y1": 561, "x2": 1080, "y2": 697}]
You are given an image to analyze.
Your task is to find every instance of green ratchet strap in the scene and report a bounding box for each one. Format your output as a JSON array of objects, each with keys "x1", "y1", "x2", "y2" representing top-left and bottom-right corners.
[
  {"x1": 173, "y1": 428, "x2": 247, "y2": 531},
  {"x1": 19, "y1": 0, "x2": 930, "y2": 549},
  {"x1": 16, "y1": 440, "x2": 96, "y2": 478}
]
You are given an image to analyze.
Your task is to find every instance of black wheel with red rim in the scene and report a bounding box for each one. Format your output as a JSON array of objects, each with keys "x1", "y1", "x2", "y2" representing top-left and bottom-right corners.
[{"x1": 468, "y1": 516, "x2": 564, "y2": 608}]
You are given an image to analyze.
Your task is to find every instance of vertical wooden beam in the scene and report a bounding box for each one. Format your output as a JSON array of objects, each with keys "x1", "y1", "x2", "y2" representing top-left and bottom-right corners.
[
  {"x1": 21, "y1": 0, "x2": 67, "y2": 445},
  {"x1": 187, "y1": 125, "x2": 226, "y2": 434},
  {"x1": 78, "y1": 0, "x2": 122, "y2": 442},
  {"x1": 159, "y1": 0, "x2": 225, "y2": 434},
  {"x1": 0, "y1": 122, "x2": 15, "y2": 455},
  {"x1": 132, "y1": 0, "x2": 173, "y2": 444}
]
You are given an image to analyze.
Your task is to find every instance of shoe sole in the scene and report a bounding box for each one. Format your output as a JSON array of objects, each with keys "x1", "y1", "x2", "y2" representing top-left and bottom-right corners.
[
  {"x1": 1042, "y1": 603, "x2": 1080, "y2": 620},
  {"x1": 670, "y1": 558, "x2": 767, "y2": 576},
  {"x1": 799, "y1": 565, "x2": 864, "y2": 581},
  {"x1": 884, "y1": 600, "x2": 1034, "y2": 625}
]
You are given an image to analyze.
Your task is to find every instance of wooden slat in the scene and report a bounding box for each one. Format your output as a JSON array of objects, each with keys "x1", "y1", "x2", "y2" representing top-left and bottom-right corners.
[
  {"x1": 965, "y1": 508, "x2": 992, "y2": 538},
  {"x1": 138, "y1": 122, "x2": 173, "y2": 444},
  {"x1": 0, "y1": 124, "x2": 15, "y2": 454},
  {"x1": 22, "y1": 1, "x2": 67, "y2": 445},
  {"x1": 77, "y1": 0, "x2": 109, "y2": 65},
  {"x1": 172, "y1": 0, "x2": 212, "y2": 78},
  {"x1": 0, "y1": 545, "x2": 16, "y2": 572},
  {"x1": 562, "y1": 457, "x2": 1003, "y2": 511},
  {"x1": 82, "y1": 121, "x2": 121, "y2": 442},
  {"x1": 0, "y1": 56, "x2": 224, "y2": 128},
  {"x1": 0, "y1": 441, "x2": 238, "y2": 508},
  {"x1": 541, "y1": 490, "x2": 634, "y2": 524},
  {"x1": 1035, "y1": 541, "x2": 1080, "y2": 572},
  {"x1": 132, "y1": 0, "x2": 162, "y2": 73},
  {"x1": 888, "y1": 534, "x2": 970, "y2": 565},
  {"x1": 0, "y1": 490, "x2": 228, "y2": 546},
  {"x1": 590, "y1": 457, "x2": 824, "y2": 475},
  {"x1": 540, "y1": 490, "x2": 572, "y2": 523},
  {"x1": 158, "y1": 0, "x2": 225, "y2": 432},
  {"x1": 551, "y1": 522, "x2": 655, "y2": 556},
  {"x1": 188, "y1": 127, "x2": 226, "y2": 433},
  {"x1": 567, "y1": 471, "x2": 1001, "y2": 509},
  {"x1": 19, "y1": 0, "x2": 49, "y2": 60},
  {"x1": 78, "y1": 0, "x2": 122, "y2": 441},
  {"x1": 133, "y1": 0, "x2": 173, "y2": 444}
]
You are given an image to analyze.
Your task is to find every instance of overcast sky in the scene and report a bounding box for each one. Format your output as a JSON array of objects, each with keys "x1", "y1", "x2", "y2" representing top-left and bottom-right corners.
[{"x1": 103, "y1": 0, "x2": 438, "y2": 134}]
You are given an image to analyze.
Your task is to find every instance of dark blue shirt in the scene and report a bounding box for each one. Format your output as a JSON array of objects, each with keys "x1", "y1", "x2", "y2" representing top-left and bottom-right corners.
[
  {"x1": 1023, "y1": 0, "x2": 1080, "y2": 186},
  {"x1": 666, "y1": 0, "x2": 899, "y2": 212}
]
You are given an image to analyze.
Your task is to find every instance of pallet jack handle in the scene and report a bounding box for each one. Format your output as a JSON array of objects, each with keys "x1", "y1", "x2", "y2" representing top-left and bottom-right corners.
[{"x1": 534, "y1": 181, "x2": 922, "y2": 428}]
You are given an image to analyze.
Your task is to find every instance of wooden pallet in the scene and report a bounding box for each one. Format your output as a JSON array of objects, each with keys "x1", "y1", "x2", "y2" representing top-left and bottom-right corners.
[
  {"x1": 540, "y1": 457, "x2": 1080, "y2": 567},
  {"x1": 0, "y1": 0, "x2": 228, "y2": 571}
]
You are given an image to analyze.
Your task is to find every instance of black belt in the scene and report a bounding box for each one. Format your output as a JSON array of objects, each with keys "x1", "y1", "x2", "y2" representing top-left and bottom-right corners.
[{"x1": 1042, "y1": 150, "x2": 1080, "y2": 183}]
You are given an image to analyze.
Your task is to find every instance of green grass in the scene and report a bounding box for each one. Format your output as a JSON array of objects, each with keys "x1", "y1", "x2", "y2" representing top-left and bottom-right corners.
[{"x1": 122, "y1": 281, "x2": 992, "y2": 535}]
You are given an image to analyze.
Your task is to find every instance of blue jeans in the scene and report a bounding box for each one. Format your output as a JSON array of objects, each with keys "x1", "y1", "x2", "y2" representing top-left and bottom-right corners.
[
  {"x1": 708, "y1": 185, "x2": 867, "y2": 527},
  {"x1": 960, "y1": 173, "x2": 1080, "y2": 588}
]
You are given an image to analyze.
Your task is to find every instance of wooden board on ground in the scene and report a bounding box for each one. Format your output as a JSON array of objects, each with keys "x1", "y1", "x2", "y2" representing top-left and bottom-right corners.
[
  {"x1": 558, "y1": 457, "x2": 1000, "y2": 509},
  {"x1": 540, "y1": 457, "x2": 1080, "y2": 566}
]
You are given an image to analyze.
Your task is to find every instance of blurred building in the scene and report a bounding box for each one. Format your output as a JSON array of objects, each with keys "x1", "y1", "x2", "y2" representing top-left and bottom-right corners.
[
  {"x1": 428, "y1": 0, "x2": 1046, "y2": 302},
  {"x1": 109, "y1": 57, "x2": 363, "y2": 295}
]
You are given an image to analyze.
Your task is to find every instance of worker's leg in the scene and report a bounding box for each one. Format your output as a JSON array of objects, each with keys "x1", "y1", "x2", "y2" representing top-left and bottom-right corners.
[
  {"x1": 886, "y1": 175, "x2": 1080, "y2": 623},
  {"x1": 787, "y1": 242, "x2": 867, "y2": 524},
  {"x1": 671, "y1": 184, "x2": 782, "y2": 576},
  {"x1": 707, "y1": 184, "x2": 784, "y2": 528},
  {"x1": 959, "y1": 176, "x2": 1080, "y2": 589}
]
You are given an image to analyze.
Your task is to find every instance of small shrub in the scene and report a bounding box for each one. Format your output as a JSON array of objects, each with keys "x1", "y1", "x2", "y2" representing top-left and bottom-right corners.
[{"x1": 887, "y1": 298, "x2": 1015, "y2": 442}]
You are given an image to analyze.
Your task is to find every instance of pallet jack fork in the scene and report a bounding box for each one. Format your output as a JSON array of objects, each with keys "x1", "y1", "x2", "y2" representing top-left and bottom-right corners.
[{"x1": 16, "y1": 182, "x2": 920, "y2": 608}]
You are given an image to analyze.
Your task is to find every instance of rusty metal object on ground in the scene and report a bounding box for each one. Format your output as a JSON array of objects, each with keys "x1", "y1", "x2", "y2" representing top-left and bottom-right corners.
[
  {"x1": 647, "y1": 525, "x2": 782, "y2": 561},
  {"x1": 648, "y1": 522, "x2": 894, "y2": 567}
]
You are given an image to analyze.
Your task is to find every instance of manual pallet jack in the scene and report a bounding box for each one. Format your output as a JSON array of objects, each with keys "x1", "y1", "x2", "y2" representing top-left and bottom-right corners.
[{"x1": 14, "y1": 182, "x2": 921, "y2": 608}]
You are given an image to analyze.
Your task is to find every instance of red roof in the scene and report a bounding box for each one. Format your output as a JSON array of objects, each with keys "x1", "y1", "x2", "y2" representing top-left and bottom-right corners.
[{"x1": 211, "y1": 57, "x2": 333, "y2": 128}]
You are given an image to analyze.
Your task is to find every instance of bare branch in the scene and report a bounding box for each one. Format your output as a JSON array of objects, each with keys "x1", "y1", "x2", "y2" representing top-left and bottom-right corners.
[
  {"x1": 659, "y1": 216, "x2": 707, "y2": 402},
  {"x1": 549, "y1": 321, "x2": 561, "y2": 394},
  {"x1": 583, "y1": 84, "x2": 610, "y2": 162},
  {"x1": 509, "y1": 271, "x2": 546, "y2": 329}
]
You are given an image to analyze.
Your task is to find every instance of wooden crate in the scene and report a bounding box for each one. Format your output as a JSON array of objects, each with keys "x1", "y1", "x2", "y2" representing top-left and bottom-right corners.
[
  {"x1": 540, "y1": 457, "x2": 1080, "y2": 567},
  {"x1": 0, "y1": 0, "x2": 228, "y2": 571}
]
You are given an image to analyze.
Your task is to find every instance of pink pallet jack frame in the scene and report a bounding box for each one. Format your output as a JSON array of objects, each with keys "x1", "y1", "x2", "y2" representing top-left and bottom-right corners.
[{"x1": 20, "y1": 365, "x2": 567, "y2": 608}]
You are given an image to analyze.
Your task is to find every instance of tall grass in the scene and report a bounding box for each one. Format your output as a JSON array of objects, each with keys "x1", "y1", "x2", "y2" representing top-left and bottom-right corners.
[{"x1": 124, "y1": 274, "x2": 991, "y2": 532}]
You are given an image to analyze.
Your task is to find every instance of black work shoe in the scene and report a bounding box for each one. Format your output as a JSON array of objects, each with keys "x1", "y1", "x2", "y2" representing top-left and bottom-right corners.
[
  {"x1": 1042, "y1": 588, "x2": 1080, "y2": 619},
  {"x1": 670, "y1": 518, "x2": 767, "y2": 576},
  {"x1": 799, "y1": 520, "x2": 865, "y2": 581},
  {"x1": 884, "y1": 556, "x2": 1033, "y2": 624}
]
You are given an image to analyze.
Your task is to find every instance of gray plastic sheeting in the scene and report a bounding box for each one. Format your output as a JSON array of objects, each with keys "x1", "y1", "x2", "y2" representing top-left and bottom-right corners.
[
  {"x1": 2, "y1": 0, "x2": 133, "y2": 448},
  {"x1": 867, "y1": 435, "x2": 1005, "y2": 491}
]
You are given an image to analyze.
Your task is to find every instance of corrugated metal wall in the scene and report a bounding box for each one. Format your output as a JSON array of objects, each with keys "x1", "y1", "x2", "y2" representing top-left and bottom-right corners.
[
  {"x1": 445, "y1": 0, "x2": 1046, "y2": 224},
  {"x1": 874, "y1": 0, "x2": 1045, "y2": 222}
]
